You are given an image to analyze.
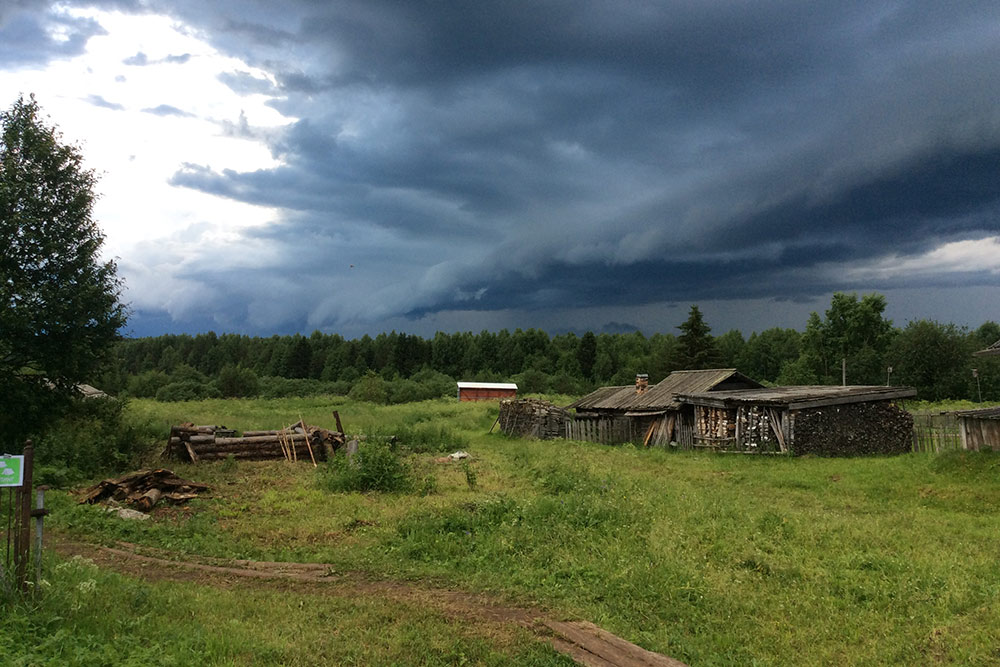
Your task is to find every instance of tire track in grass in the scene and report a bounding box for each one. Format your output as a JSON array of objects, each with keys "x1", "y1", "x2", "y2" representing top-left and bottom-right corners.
[{"x1": 51, "y1": 536, "x2": 686, "y2": 667}]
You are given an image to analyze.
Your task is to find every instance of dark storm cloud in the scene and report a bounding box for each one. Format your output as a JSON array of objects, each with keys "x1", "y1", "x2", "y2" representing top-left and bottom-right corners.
[
  {"x1": 217, "y1": 70, "x2": 275, "y2": 96},
  {"x1": 140, "y1": 0, "x2": 1000, "y2": 331},
  {"x1": 39, "y1": 0, "x2": 1000, "y2": 334}
]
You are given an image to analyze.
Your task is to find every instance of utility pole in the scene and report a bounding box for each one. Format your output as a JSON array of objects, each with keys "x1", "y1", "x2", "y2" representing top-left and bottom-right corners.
[
  {"x1": 842, "y1": 358, "x2": 846, "y2": 386},
  {"x1": 973, "y1": 368, "x2": 982, "y2": 403}
]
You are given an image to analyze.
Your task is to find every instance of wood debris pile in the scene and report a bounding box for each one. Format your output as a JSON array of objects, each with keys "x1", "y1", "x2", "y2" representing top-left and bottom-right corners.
[
  {"x1": 497, "y1": 399, "x2": 569, "y2": 439},
  {"x1": 165, "y1": 417, "x2": 347, "y2": 465},
  {"x1": 80, "y1": 469, "x2": 209, "y2": 511}
]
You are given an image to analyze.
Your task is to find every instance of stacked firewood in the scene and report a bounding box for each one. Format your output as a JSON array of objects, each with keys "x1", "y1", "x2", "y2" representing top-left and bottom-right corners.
[
  {"x1": 792, "y1": 401, "x2": 913, "y2": 456},
  {"x1": 165, "y1": 420, "x2": 346, "y2": 464},
  {"x1": 79, "y1": 469, "x2": 209, "y2": 511},
  {"x1": 498, "y1": 399, "x2": 569, "y2": 439},
  {"x1": 696, "y1": 406, "x2": 735, "y2": 440}
]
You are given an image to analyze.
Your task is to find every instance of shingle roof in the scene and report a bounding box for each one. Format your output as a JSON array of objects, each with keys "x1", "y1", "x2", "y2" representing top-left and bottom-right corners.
[
  {"x1": 567, "y1": 369, "x2": 761, "y2": 411},
  {"x1": 677, "y1": 385, "x2": 917, "y2": 410}
]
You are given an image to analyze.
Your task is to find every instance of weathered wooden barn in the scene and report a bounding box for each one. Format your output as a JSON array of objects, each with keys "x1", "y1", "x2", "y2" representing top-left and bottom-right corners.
[
  {"x1": 566, "y1": 369, "x2": 763, "y2": 446},
  {"x1": 953, "y1": 406, "x2": 1000, "y2": 451},
  {"x1": 676, "y1": 385, "x2": 917, "y2": 456},
  {"x1": 457, "y1": 382, "x2": 518, "y2": 401}
]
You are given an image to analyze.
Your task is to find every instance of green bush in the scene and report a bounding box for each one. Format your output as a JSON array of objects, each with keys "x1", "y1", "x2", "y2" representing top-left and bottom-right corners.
[
  {"x1": 155, "y1": 380, "x2": 222, "y2": 402},
  {"x1": 126, "y1": 370, "x2": 171, "y2": 398},
  {"x1": 349, "y1": 371, "x2": 388, "y2": 404},
  {"x1": 320, "y1": 441, "x2": 414, "y2": 493},
  {"x1": 387, "y1": 379, "x2": 423, "y2": 404},
  {"x1": 216, "y1": 364, "x2": 260, "y2": 398},
  {"x1": 409, "y1": 368, "x2": 455, "y2": 399},
  {"x1": 257, "y1": 377, "x2": 348, "y2": 398},
  {"x1": 33, "y1": 396, "x2": 161, "y2": 485}
]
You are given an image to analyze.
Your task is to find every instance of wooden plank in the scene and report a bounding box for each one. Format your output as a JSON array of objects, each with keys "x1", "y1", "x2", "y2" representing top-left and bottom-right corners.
[
  {"x1": 768, "y1": 408, "x2": 787, "y2": 453},
  {"x1": 542, "y1": 619, "x2": 687, "y2": 667},
  {"x1": 643, "y1": 420, "x2": 657, "y2": 448}
]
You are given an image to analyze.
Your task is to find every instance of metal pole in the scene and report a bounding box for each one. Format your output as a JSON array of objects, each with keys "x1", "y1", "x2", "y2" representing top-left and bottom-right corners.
[
  {"x1": 34, "y1": 486, "x2": 47, "y2": 587},
  {"x1": 842, "y1": 358, "x2": 846, "y2": 386}
]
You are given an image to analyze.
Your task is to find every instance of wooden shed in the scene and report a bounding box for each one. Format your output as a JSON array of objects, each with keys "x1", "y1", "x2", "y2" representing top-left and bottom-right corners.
[
  {"x1": 953, "y1": 406, "x2": 1000, "y2": 451},
  {"x1": 566, "y1": 369, "x2": 763, "y2": 446},
  {"x1": 676, "y1": 385, "x2": 917, "y2": 456},
  {"x1": 457, "y1": 382, "x2": 518, "y2": 402}
]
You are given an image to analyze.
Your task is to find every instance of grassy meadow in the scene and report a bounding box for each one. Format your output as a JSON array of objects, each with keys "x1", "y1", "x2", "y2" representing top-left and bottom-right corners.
[{"x1": 10, "y1": 396, "x2": 1000, "y2": 665}]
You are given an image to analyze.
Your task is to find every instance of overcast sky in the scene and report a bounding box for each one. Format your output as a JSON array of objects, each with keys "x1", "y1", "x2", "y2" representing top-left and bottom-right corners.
[{"x1": 2, "y1": 1, "x2": 998, "y2": 339}]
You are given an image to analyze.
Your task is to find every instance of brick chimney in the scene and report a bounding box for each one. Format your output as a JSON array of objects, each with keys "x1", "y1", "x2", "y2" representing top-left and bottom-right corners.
[{"x1": 635, "y1": 373, "x2": 649, "y2": 394}]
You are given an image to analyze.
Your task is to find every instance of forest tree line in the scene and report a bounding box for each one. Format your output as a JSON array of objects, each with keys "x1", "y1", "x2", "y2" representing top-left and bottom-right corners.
[{"x1": 98, "y1": 293, "x2": 1000, "y2": 404}]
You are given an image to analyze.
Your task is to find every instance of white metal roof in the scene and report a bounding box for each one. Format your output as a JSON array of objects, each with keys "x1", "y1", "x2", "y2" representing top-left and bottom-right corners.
[{"x1": 457, "y1": 382, "x2": 518, "y2": 390}]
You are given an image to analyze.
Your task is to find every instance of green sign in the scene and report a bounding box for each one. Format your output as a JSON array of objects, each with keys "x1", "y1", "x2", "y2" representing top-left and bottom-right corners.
[{"x1": 0, "y1": 455, "x2": 24, "y2": 487}]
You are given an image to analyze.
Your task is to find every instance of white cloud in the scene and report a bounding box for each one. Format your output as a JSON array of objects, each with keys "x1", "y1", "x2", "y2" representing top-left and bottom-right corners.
[
  {"x1": 0, "y1": 6, "x2": 291, "y2": 299},
  {"x1": 850, "y1": 236, "x2": 1000, "y2": 280}
]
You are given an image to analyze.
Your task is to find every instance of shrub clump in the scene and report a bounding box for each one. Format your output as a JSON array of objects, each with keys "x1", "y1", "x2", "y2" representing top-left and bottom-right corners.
[
  {"x1": 33, "y1": 396, "x2": 161, "y2": 486},
  {"x1": 348, "y1": 371, "x2": 388, "y2": 404},
  {"x1": 320, "y1": 441, "x2": 414, "y2": 493}
]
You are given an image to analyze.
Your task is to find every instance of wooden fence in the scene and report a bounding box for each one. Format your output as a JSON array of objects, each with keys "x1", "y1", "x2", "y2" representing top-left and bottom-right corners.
[
  {"x1": 564, "y1": 415, "x2": 695, "y2": 448},
  {"x1": 1, "y1": 442, "x2": 35, "y2": 595},
  {"x1": 911, "y1": 414, "x2": 963, "y2": 453},
  {"x1": 565, "y1": 416, "x2": 642, "y2": 445}
]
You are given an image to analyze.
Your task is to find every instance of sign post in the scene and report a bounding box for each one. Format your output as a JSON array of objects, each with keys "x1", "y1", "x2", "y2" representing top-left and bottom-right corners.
[{"x1": 0, "y1": 455, "x2": 24, "y2": 487}]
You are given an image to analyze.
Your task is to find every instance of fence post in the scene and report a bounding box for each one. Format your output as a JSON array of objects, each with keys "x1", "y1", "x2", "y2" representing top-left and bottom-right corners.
[{"x1": 14, "y1": 441, "x2": 34, "y2": 594}]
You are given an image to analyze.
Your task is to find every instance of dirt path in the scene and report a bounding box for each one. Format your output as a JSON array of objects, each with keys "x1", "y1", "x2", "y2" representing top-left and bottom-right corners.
[{"x1": 51, "y1": 536, "x2": 686, "y2": 667}]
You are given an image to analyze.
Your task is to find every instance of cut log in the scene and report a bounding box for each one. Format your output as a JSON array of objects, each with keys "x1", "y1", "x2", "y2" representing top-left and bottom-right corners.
[
  {"x1": 135, "y1": 487, "x2": 163, "y2": 512},
  {"x1": 214, "y1": 434, "x2": 306, "y2": 446}
]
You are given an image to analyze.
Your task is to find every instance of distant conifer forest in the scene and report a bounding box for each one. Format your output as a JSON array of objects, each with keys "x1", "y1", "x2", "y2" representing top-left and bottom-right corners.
[{"x1": 101, "y1": 294, "x2": 1000, "y2": 404}]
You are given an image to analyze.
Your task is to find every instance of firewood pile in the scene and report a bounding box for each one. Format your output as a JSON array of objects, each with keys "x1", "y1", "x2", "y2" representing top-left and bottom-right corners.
[
  {"x1": 791, "y1": 401, "x2": 914, "y2": 456},
  {"x1": 498, "y1": 398, "x2": 569, "y2": 439},
  {"x1": 165, "y1": 418, "x2": 346, "y2": 465},
  {"x1": 79, "y1": 469, "x2": 209, "y2": 511}
]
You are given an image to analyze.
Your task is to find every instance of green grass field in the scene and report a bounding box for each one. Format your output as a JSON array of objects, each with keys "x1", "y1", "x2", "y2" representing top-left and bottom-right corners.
[{"x1": 9, "y1": 396, "x2": 1000, "y2": 665}]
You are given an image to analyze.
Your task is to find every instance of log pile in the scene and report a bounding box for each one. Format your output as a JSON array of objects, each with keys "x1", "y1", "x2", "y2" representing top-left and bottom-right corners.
[
  {"x1": 498, "y1": 399, "x2": 569, "y2": 439},
  {"x1": 694, "y1": 406, "x2": 737, "y2": 446},
  {"x1": 165, "y1": 420, "x2": 346, "y2": 464},
  {"x1": 791, "y1": 401, "x2": 913, "y2": 456},
  {"x1": 79, "y1": 469, "x2": 209, "y2": 511}
]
